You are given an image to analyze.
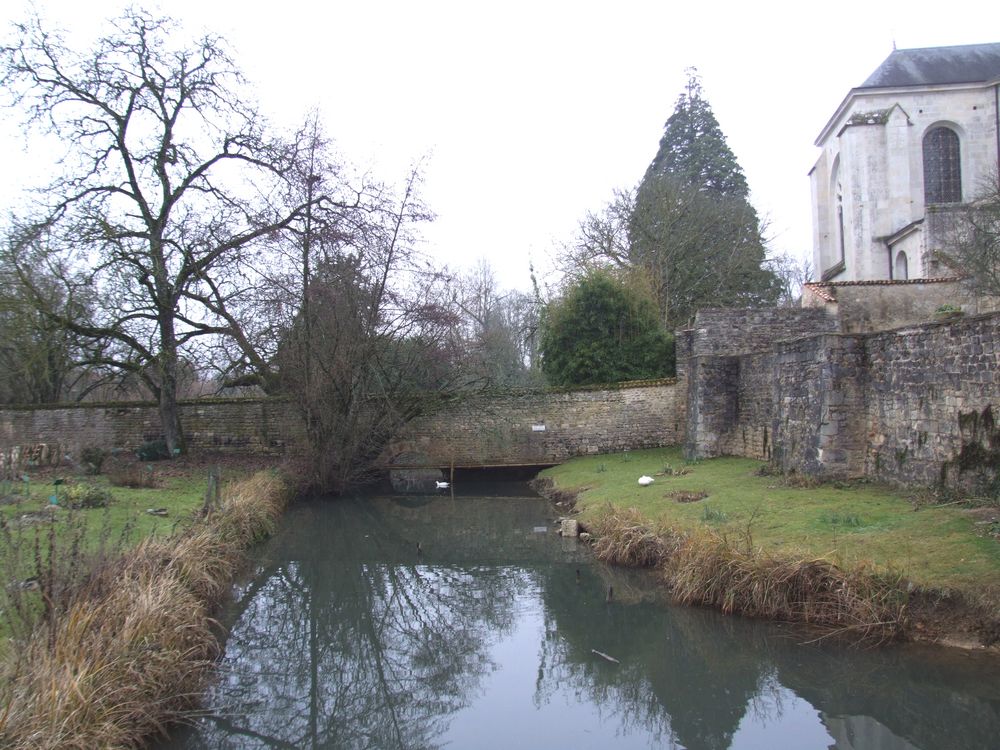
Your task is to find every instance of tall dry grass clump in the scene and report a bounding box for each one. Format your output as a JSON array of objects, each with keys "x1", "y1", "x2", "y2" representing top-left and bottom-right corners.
[
  {"x1": 210, "y1": 472, "x2": 287, "y2": 546},
  {"x1": 667, "y1": 532, "x2": 906, "y2": 642},
  {"x1": 0, "y1": 471, "x2": 290, "y2": 750},
  {"x1": 0, "y1": 556, "x2": 215, "y2": 749},
  {"x1": 589, "y1": 507, "x2": 683, "y2": 568},
  {"x1": 589, "y1": 506, "x2": 907, "y2": 643}
]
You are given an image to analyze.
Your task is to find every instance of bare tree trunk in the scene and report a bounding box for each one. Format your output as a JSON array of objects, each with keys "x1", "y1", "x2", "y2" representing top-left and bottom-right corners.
[{"x1": 157, "y1": 316, "x2": 185, "y2": 456}]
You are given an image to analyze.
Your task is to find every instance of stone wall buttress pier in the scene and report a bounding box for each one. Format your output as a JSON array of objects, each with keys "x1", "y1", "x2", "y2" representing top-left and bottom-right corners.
[{"x1": 683, "y1": 308, "x2": 839, "y2": 463}]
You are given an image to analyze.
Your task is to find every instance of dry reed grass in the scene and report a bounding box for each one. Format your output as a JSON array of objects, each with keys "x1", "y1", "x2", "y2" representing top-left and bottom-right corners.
[
  {"x1": 668, "y1": 532, "x2": 906, "y2": 642},
  {"x1": 590, "y1": 507, "x2": 906, "y2": 643},
  {"x1": 209, "y1": 472, "x2": 286, "y2": 545},
  {"x1": 0, "y1": 471, "x2": 290, "y2": 749},
  {"x1": 589, "y1": 507, "x2": 680, "y2": 568}
]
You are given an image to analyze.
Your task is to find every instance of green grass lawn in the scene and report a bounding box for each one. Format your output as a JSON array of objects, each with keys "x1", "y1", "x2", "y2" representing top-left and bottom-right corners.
[
  {"x1": 1, "y1": 473, "x2": 211, "y2": 548},
  {"x1": 540, "y1": 447, "x2": 1000, "y2": 594}
]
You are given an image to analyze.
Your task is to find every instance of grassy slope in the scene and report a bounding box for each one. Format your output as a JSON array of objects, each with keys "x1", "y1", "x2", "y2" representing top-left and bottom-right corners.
[
  {"x1": 540, "y1": 447, "x2": 1000, "y2": 594},
  {"x1": 0, "y1": 471, "x2": 291, "y2": 750}
]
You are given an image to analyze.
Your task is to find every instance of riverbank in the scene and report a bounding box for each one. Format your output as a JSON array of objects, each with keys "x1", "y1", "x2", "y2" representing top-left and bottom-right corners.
[
  {"x1": 535, "y1": 447, "x2": 1000, "y2": 649},
  {"x1": 0, "y1": 456, "x2": 290, "y2": 749}
]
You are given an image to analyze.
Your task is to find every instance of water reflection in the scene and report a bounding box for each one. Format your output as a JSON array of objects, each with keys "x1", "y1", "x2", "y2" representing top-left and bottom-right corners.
[{"x1": 162, "y1": 492, "x2": 1000, "y2": 750}]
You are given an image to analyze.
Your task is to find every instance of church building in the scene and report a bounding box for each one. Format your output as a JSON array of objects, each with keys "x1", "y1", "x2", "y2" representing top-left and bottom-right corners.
[{"x1": 810, "y1": 43, "x2": 1000, "y2": 282}]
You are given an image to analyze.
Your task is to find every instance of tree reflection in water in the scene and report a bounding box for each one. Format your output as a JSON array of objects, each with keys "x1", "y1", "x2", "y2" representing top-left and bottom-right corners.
[
  {"x1": 533, "y1": 565, "x2": 765, "y2": 749},
  {"x1": 174, "y1": 497, "x2": 538, "y2": 749},
  {"x1": 162, "y1": 493, "x2": 1000, "y2": 750},
  {"x1": 533, "y1": 562, "x2": 1000, "y2": 750}
]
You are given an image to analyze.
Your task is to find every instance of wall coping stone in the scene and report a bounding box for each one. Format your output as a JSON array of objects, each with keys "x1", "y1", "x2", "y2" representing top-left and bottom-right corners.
[
  {"x1": 0, "y1": 378, "x2": 680, "y2": 413},
  {"x1": 0, "y1": 396, "x2": 291, "y2": 412}
]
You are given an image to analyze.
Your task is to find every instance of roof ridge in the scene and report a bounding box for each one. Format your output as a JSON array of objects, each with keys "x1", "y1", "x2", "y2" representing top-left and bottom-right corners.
[
  {"x1": 891, "y1": 41, "x2": 1000, "y2": 54},
  {"x1": 861, "y1": 43, "x2": 1000, "y2": 89}
]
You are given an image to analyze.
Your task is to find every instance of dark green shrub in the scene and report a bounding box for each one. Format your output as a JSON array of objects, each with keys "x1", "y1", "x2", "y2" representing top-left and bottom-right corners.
[
  {"x1": 136, "y1": 440, "x2": 170, "y2": 462},
  {"x1": 539, "y1": 270, "x2": 675, "y2": 387},
  {"x1": 81, "y1": 446, "x2": 107, "y2": 476}
]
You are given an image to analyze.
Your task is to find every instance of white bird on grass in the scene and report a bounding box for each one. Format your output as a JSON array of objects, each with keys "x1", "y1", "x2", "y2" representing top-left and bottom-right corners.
[{"x1": 637, "y1": 475, "x2": 654, "y2": 486}]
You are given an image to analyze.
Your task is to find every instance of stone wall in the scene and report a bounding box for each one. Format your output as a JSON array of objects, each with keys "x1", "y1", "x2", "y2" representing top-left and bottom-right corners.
[
  {"x1": 686, "y1": 307, "x2": 837, "y2": 358},
  {"x1": 802, "y1": 278, "x2": 1000, "y2": 333},
  {"x1": 0, "y1": 399, "x2": 302, "y2": 462},
  {"x1": 388, "y1": 380, "x2": 683, "y2": 467},
  {"x1": 683, "y1": 357, "x2": 738, "y2": 460},
  {"x1": 6, "y1": 305, "x2": 997, "y2": 491},
  {"x1": 770, "y1": 334, "x2": 868, "y2": 478},
  {"x1": 0, "y1": 381, "x2": 685, "y2": 470},
  {"x1": 864, "y1": 314, "x2": 1000, "y2": 489},
  {"x1": 674, "y1": 329, "x2": 695, "y2": 380},
  {"x1": 682, "y1": 308, "x2": 839, "y2": 462},
  {"x1": 718, "y1": 351, "x2": 776, "y2": 461},
  {"x1": 685, "y1": 340, "x2": 859, "y2": 468},
  {"x1": 684, "y1": 310, "x2": 1000, "y2": 491}
]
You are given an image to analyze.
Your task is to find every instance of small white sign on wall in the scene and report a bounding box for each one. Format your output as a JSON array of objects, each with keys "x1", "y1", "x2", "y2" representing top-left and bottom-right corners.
[{"x1": 531, "y1": 424, "x2": 546, "y2": 432}]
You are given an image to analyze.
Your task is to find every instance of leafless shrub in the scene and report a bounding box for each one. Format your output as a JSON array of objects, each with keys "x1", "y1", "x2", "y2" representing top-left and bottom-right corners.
[
  {"x1": 107, "y1": 463, "x2": 158, "y2": 489},
  {"x1": 668, "y1": 490, "x2": 708, "y2": 503}
]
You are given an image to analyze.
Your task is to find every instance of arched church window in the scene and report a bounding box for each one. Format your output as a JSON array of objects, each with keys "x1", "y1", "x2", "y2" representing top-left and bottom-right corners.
[
  {"x1": 923, "y1": 127, "x2": 961, "y2": 204},
  {"x1": 895, "y1": 250, "x2": 908, "y2": 280},
  {"x1": 829, "y1": 155, "x2": 846, "y2": 272},
  {"x1": 836, "y1": 189, "x2": 845, "y2": 265}
]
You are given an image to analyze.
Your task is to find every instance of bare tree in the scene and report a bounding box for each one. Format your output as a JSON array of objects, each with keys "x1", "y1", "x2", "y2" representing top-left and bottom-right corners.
[
  {"x1": 936, "y1": 170, "x2": 1000, "y2": 296},
  {"x1": 0, "y1": 10, "x2": 321, "y2": 453},
  {"x1": 563, "y1": 188, "x2": 637, "y2": 274},
  {"x1": 275, "y1": 166, "x2": 467, "y2": 493},
  {"x1": 562, "y1": 180, "x2": 781, "y2": 330},
  {"x1": 766, "y1": 252, "x2": 814, "y2": 307},
  {"x1": 190, "y1": 112, "x2": 369, "y2": 393},
  {"x1": 0, "y1": 242, "x2": 89, "y2": 404},
  {"x1": 451, "y1": 259, "x2": 541, "y2": 387}
]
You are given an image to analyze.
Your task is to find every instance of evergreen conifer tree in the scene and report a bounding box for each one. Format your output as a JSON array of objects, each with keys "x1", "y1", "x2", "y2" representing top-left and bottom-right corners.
[
  {"x1": 642, "y1": 69, "x2": 750, "y2": 200},
  {"x1": 631, "y1": 69, "x2": 780, "y2": 328}
]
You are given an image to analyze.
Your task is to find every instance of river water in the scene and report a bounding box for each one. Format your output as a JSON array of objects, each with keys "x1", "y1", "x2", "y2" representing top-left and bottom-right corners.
[{"x1": 161, "y1": 483, "x2": 1000, "y2": 750}]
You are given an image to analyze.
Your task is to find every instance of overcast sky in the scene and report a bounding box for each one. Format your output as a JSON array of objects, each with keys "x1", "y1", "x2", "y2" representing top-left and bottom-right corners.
[{"x1": 2, "y1": 1, "x2": 998, "y2": 291}]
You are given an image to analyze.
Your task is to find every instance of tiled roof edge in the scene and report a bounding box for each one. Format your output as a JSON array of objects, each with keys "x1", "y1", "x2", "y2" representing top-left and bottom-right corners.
[{"x1": 806, "y1": 276, "x2": 963, "y2": 288}]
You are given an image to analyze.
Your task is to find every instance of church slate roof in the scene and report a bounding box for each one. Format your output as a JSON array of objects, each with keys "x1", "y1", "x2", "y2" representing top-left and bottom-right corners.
[{"x1": 860, "y1": 43, "x2": 1000, "y2": 88}]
